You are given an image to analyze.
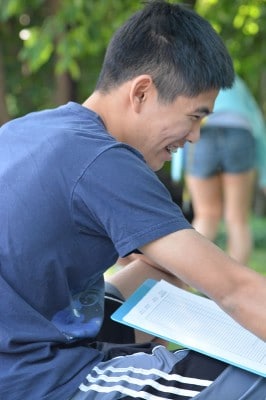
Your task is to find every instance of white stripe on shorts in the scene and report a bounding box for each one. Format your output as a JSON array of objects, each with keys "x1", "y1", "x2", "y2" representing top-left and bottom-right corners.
[
  {"x1": 91, "y1": 364, "x2": 212, "y2": 386},
  {"x1": 78, "y1": 354, "x2": 213, "y2": 398},
  {"x1": 79, "y1": 382, "x2": 199, "y2": 399}
]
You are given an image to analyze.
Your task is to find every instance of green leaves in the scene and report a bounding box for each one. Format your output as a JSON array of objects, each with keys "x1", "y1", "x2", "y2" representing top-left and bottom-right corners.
[
  {"x1": 1, "y1": 0, "x2": 266, "y2": 119},
  {"x1": 196, "y1": 0, "x2": 266, "y2": 110},
  {"x1": 0, "y1": 0, "x2": 44, "y2": 21},
  {"x1": 19, "y1": 26, "x2": 53, "y2": 72},
  {"x1": 0, "y1": 0, "x2": 25, "y2": 21}
]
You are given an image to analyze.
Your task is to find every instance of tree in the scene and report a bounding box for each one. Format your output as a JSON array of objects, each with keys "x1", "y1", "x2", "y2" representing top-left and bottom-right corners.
[
  {"x1": 196, "y1": 0, "x2": 266, "y2": 113},
  {"x1": 1, "y1": 0, "x2": 266, "y2": 118},
  {"x1": 0, "y1": 0, "x2": 141, "y2": 121}
]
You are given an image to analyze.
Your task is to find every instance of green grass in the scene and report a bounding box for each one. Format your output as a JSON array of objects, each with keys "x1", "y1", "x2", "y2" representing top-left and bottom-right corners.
[
  {"x1": 216, "y1": 215, "x2": 266, "y2": 276},
  {"x1": 246, "y1": 215, "x2": 266, "y2": 275},
  {"x1": 250, "y1": 248, "x2": 266, "y2": 275}
]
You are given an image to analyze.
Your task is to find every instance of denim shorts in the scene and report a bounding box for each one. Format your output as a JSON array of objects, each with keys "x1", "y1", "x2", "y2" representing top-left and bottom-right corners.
[{"x1": 184, "y1": 126, "x2": 256, "y2": 178}]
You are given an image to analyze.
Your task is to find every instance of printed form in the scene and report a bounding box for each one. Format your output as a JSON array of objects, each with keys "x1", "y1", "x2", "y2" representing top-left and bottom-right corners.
[{"x1": 112, "y1": 279, "x2": 266, "y2": 377}]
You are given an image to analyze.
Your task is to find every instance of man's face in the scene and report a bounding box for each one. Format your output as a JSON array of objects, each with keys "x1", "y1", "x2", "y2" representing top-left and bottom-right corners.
[{"x1": 128, "y1": 86, "x2": 218, "y2": 171}]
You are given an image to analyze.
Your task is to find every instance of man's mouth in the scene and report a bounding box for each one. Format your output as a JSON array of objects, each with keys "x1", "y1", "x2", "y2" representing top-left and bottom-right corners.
[{"x1": 166, "y1": 145, "x2": 178, "y2": 154}]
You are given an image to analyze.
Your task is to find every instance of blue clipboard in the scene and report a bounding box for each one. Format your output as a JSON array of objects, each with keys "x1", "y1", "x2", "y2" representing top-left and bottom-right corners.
[{"x1": 111, "y1": 279, "x2": 157, "y2": 325}]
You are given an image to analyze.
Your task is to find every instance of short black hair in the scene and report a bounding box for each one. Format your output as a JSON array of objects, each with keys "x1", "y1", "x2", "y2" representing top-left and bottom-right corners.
[{"x1": 96, "y1": 0, "x2": 234, "y2": 102}]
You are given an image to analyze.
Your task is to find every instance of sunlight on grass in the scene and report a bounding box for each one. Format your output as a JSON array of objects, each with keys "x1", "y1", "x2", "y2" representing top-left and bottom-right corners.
[
  {"x1": 250, "y1": 248, "x2": 266, "y2": 275},
  {"x1": 216, "y1": 215, "x2": 266, "y2": 276}
]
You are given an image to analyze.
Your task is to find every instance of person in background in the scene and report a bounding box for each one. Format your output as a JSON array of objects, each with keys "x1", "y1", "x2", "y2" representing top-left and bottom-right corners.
[
  {"x1": 182, "y1": 75, "x2": 266, "y2": 264},
  {"x1": 0, "y1": 2, "x2": 265, "y2": 399}
]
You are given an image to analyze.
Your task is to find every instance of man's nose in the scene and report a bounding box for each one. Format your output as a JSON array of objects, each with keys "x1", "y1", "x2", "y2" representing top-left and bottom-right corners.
[{"x1": 186, "y1": 125, "x2": 201, "y2": 143}]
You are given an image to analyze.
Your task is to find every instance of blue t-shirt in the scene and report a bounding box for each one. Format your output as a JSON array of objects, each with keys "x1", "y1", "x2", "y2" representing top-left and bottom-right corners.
[{"x1": 0, "y1": 102, "x2": 191, "y2": 399}]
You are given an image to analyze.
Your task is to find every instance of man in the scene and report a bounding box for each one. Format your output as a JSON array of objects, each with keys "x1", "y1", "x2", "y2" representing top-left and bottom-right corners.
[{"x1": 0, "y1": 1, "x2": 265, "y2": 399}]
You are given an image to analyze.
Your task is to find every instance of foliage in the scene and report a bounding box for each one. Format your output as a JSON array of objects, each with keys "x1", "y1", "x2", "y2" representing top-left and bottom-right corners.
[
  {"x1": 0, "y1": 0, "x2": 266, "y2": 118},
  {"x1": 216, "y1": 215, "x2": 266, "y2": 275},
  {"x1": 196, "y1": 0, "x2": 266, "y2": 112},
  {"x1": 0, "y1": 0, "x2": 141, "y2": 117}
]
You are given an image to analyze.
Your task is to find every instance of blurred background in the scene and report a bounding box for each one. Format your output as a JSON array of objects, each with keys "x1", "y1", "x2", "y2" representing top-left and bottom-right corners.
[{"x1": 0, "y1": 0, "x2": 265, "y2": 272}]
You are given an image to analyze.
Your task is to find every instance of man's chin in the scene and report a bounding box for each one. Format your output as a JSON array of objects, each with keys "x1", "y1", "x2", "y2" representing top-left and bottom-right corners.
[{"x1": 152, "y1": 161, "x2": 166, "y2": 172}]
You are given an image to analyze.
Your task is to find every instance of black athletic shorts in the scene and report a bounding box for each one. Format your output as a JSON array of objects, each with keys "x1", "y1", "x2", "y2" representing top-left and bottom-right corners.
[{"x1": 69, "y1": 283, "x2": 265, "y2": 400}]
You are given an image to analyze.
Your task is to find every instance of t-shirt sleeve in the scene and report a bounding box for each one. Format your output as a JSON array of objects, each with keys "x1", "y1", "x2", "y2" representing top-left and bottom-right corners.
[{"x1": 72, "y1": 145, "x2": 192, "y2": 257}]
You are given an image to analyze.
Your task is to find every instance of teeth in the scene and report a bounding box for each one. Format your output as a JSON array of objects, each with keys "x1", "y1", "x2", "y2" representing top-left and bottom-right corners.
[{"x1": 167, "y1": 146, "x2": 178, "y2": 154}]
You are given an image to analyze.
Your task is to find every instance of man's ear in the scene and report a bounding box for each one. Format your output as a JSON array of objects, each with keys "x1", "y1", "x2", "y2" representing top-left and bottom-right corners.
[{"x1": 129, "y1": 75, "x2": 153, "y2": 112}]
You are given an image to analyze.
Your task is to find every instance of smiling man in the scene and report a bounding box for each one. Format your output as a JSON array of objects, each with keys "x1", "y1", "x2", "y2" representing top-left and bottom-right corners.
[
  {"x1": 84, "y1": 87, "x2": 216, "y2": 171},
  {"x1": 0, "y1": 1, "x2": 265, "y2": 399}
]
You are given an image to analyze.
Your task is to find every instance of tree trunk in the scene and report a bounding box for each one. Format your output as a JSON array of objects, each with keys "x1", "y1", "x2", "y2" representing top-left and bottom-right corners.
[
  {"x1": 54, "y1": 71, "x2": 77, "y2": 105},
  {"x1": 46, "y1": 0, "x2": 77, "y2": 105},
  {"x1": 0, "y1": 44, "x2": 10, "y2": 125}
]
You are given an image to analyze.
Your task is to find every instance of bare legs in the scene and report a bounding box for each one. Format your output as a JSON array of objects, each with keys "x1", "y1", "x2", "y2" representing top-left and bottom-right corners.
[{"x1": 185, "y1": 169, "x2": 256, "y2": 264}]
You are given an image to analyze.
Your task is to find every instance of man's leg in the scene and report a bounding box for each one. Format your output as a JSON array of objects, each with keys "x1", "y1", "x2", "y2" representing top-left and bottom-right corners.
[
  {"x1": 70, "y1": 258, "x2": 264, "y2": 400},
  {"x1": 70, "y1": 342, "x2": 265, "y2": 400},
  {"x1": 70, "y1": 345, "x2": 228, "y2": 400},
  {"x1": 96, "y1": 281, "x2": 135, "y2": 344}
]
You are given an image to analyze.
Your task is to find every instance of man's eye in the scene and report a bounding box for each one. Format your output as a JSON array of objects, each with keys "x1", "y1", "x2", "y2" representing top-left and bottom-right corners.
[{"x1": 190, "y1": 115, "x2": 201, "y2": 121}]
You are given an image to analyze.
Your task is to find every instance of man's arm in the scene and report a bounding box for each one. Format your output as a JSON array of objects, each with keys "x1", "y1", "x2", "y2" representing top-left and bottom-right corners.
[{"x1": 140, "y1": 228, "x2": 266, "y2": 341}]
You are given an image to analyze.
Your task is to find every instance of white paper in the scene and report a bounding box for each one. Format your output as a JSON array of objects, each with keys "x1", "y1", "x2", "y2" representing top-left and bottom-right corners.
[{"x1": 123, "y1": 280, "x2": 266, "y2": 376}]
